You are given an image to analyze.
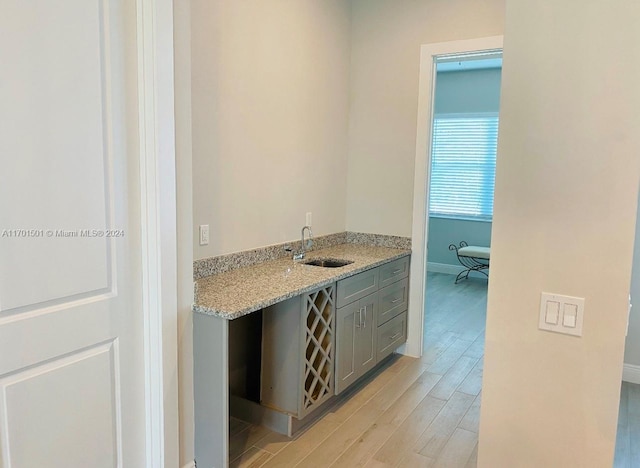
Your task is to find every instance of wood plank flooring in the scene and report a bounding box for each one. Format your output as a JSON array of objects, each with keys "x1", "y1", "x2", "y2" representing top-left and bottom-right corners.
[
  {"x1": 228, "y1": 271, "x2": 639, "y2": 467},
  {"x1": 229, "y1": 272, "x2": 487, "y2": 467},
  {"x1": 614, "y1": 381, "x2": 640, "y2": 468}
]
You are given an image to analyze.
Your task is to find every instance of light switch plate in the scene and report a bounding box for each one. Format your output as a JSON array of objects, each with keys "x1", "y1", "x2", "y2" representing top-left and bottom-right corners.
[
  {"x1": 199, "y1": 224, "x2": 209, "y2": 246},
  {"x1": 544, "y1": 301, "x2": 560, "y2": 325},
  {"x1": 539, "y1": 292, "x2": 584, "y2": 337},
  {"x1": 306, "y1": 212, "x2": 312, "y2": 226}
]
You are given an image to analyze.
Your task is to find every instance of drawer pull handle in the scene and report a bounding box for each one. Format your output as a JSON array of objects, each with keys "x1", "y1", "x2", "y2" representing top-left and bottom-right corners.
[
  {"x1": 389, "y1": 332, "x2": 402, "y2": 341},
  {"x1": 356, "y1": 308, "x2": 362, "y2": 328},
  {"x1": 363, "y1": 306, "x2": 367, "y2": 328},
  {"x1": 391, "y1": 298, "x2": 401, "y2": 304},
  {"x1": 392, "y1": 269, "x2": 402, "y2": 274}
]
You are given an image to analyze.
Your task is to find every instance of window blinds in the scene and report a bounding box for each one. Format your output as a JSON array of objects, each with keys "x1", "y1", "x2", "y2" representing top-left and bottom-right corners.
[{"x1": 428, "y1": 114, "x2": 499, "y2": 221}]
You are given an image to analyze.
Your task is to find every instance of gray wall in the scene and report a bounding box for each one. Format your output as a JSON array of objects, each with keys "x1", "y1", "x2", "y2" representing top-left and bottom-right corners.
[
  {"x1": 428, "y1": 217, "x2": 492, "y2": 264},
  {"x1": 427, "y1": 68, "x2": 501, "y2": 266},
  {"x1": 624, "y1": 190, "x2": 640, "y2": 366}
]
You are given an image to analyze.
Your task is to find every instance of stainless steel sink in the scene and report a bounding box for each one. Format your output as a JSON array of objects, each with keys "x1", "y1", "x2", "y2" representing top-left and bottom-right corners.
[{"x1": 303, "y1": 258, "x2": 354, "y2": 268}]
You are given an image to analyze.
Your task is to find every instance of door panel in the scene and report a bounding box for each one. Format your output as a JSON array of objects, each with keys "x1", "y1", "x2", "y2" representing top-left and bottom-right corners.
[
  {"x1": 0, "y1": 0, "x2": 113, "y2": 311},
  {"x1": 0, "y1": 341, "x2": 119, "y2": 468},
  {"x1": 335, "y1": 302, "x2": 358, "y2": 395},
  {"x1": 356, "y1": 295, "x2": 378, "y2": 376},
  {"x1": 0, "y1": 0, "x2": 146, "y2": 466}
]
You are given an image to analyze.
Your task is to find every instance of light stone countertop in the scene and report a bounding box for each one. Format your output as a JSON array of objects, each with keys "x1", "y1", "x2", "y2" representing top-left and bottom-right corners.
[{"x1": 193, "y1": 244, "x2": 411, "y2": 320}]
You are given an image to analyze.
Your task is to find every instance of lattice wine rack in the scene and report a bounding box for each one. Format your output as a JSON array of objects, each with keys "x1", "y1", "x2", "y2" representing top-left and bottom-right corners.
[
  {"x1": 302, "y1": 285, "x2": 335, "y2": 414},
  {"x1": 260, "y1": 285, "x2": 336, "y2": 421}
]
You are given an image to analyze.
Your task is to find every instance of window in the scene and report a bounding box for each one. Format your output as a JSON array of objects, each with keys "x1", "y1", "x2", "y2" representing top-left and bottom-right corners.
[{"x1": 428, "y1": 113, "x2": 499, "y2": 221}]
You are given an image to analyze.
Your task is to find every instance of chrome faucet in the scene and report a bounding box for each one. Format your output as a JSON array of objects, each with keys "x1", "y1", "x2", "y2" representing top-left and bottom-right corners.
[{"x1": 293, "y1": 225, "x2": 313, "y2": 260}]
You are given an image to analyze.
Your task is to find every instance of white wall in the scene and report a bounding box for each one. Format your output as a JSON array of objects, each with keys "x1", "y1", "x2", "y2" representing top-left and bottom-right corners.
[
  {"x1": 173, "y1": 0, "x2": 194, "y2": 465},
  {"x1": 479, "y1": 1, "x2": 640, "y2": 466},
  {"x1": 181, "y1": 1, "x2": 640, "y2": 466},
  {"x1": 346, "y1": 0, "x2": 505, "y2": 237},
  {"x1": 191, "y1": 0, "x2": 352, "y2": 260},
  {"x1": 624, "y1": 191, "x2": 640, "y2": 366}
]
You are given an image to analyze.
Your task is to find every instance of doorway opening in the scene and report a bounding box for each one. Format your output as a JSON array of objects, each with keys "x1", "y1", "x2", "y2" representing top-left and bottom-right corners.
[
  {"x1": 421, "y1": 51, "x2": 502, "y2": 465},
  {"x1": 615, "y1": 188, "x2": 640, "y2": 467},
  {"x1": 407, "y1": 36, "x2": 503, "y2": 359},
  {"x1": 402, "y1": 36, "x2": 504, "y2": 464}
]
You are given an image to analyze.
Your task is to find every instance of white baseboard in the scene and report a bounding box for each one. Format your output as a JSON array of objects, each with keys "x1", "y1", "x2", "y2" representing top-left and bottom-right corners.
[
  {"x1": 427, "y1": 262, "x2": 488, "y2": 279},
  {"x1": 622, "y1": 363, "x2": 640, "y2": 384},
  {"x1": 182, "y1": 461, "x2": 196, "y2": 468},
  {"x1": 427, "y1": 262, "x2": 462, "y2": 275}
]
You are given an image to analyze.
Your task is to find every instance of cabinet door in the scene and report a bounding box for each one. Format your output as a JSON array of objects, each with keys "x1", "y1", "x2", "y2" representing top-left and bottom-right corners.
[
  {"x1": 356, "y1": 294, "x2": 378, "y2": 377},
  {"x1": 335, "y1": 301, "x2": 360, "y2": 395}
]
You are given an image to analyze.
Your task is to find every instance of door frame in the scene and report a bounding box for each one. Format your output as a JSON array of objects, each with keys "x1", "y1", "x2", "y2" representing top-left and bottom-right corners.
[
  {"x1": 136, "y1": 0, "x2": 179, "y2": 465},
  {"x1": 405, "y1": 36, "x2": 504, "y2": 358}
]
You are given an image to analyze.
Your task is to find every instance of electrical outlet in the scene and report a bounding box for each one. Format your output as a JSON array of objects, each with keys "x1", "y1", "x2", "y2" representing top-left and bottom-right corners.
[
  {"x1": 199, "y1": 224, "x2": 209, "y2": 246},
  {"x1": 306, "y1": 212, "x2": 312, "y2": 226}
]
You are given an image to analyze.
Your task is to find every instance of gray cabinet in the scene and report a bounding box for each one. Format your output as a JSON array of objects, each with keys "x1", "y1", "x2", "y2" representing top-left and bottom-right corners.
[
  {"x1": 260, "y1": 255, "x2": 410, "y2": 419},
  {"x1": 376, "y1": 310, "x2": 407, "y2": 362},
  {"x1": 335, "y1": 293, "x2": 378, "y2": 394},
  {"x1": 261, "y1": 285, "x2": 336, "y2": 419},
  {"x1": 379, "y1": 256, "x2": 410, "y2": 289},
  {"x1": 378, "y1": 277, "x2": 409, "y2": 326},
  {"x1": 335, "y1": 255, "x2": 410, "y2": 395},
  {"x1": 336, "y1": 267, "x2": 378, "y2": 307}
]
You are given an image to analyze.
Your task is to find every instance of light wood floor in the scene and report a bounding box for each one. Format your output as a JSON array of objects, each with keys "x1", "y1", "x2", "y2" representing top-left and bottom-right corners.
[
  {"x1": 228, "y1": 270, "x2": 640, "y2": 467},
  {"x1": 615, "y1": 381, "x2": 640, "y2": 467},
  {"x1": 229, "y1": 272, "x2": 488, "y2": 468}
]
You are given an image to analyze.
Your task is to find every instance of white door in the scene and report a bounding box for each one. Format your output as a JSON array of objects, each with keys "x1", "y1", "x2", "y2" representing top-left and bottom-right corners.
[{"x1": 0, "y1": 1, "x2": 150, "y2": 466}]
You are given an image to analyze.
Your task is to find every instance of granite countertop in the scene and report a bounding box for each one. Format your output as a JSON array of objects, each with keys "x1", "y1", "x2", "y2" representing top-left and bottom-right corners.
[{"x1": 193, "y1": 244, "x2": 411, "y2": 320}]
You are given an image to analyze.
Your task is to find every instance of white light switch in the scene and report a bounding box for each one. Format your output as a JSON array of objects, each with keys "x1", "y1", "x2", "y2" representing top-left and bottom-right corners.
[
  {"x1": 545, "y1": 301, "x2": 560, "y2": 325},
  {"x1": 539, "y1": 292, "x2": 584, "y2": 337},
  {"x1": 562, "y1": 303, "x2": 578, "y2": 328}
]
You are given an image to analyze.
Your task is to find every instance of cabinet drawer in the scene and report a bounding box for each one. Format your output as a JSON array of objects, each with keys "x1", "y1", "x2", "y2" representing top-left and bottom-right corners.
[
  {"x1": 376, "y1": 311, "x2": 407, "y2": 362},
  {"x1": 379, "y1": 256, "x2": 410, "y2": 289},
  {"x1": 337, "y1": 268, "x2": 379, "y2": 308},
  {"x1": 377, "y1": 278, "x2": 408, "y2": 326}
]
